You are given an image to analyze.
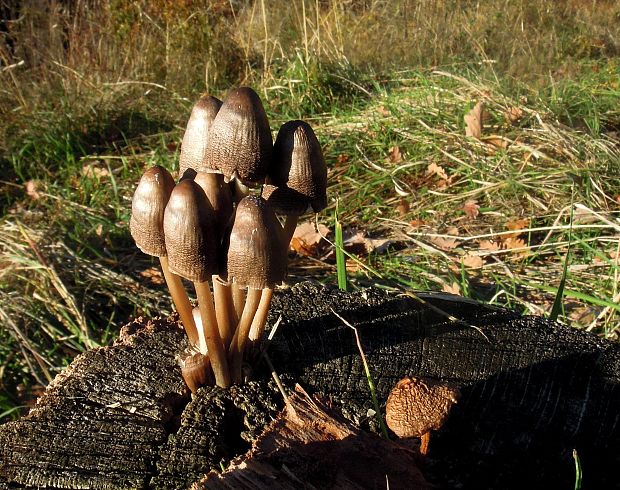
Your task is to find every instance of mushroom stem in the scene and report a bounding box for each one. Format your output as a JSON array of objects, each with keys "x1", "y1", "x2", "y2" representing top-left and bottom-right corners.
[
  {"x1": 282, "y1": 215, "x2": 298, "y2": 248},
  {"x1": 232, "y1": 282, "x2": 246, "y2": 328},
  {"x1": 159, "y1": 256, "x2": 199, "y2": 345},
  {"x1": 248, "y1": 288, "x2": 274, "y2": 345},
  {"x1": 228, "y1": 288, "x2": 262, "y2": 383},
  {"x1": 194, "y1": 280, "x2": 231, "y2": 388},
  {"x1": 420, "y1": 432, "x2": 430, "y2": 457},
  {"x1": 212, "y1": 275, "x2": 234, "y2": 347}
]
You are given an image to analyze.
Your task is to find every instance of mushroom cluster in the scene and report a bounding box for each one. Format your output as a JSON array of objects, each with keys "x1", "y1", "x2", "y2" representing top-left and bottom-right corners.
[{"x1": 130, "y1": 87, "x2": 327, "y2": 390}]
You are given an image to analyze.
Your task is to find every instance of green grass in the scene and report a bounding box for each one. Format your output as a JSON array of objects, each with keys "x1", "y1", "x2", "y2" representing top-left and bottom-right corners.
[{"x1": 1, "y1": 1, "x2": 619, "y2": 420}]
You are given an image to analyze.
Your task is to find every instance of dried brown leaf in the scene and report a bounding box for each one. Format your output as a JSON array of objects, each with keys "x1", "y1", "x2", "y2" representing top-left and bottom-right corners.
[
  {"x1": 429, "y1": 236, "x2": 459, "y2": 251},
  {"x1": 462, "y1": 199, "x2": 480, "y2": 219},
  {"x1": 425, "y1": 162, "x2": 448, "y2": 180},
  {"x1": 503, "y1": 237, "x2": 527, "y2": 251},
  {"x1": 504, "y1": 106, "x2": 524, "y2": 124},
  {"x1": 139, "y1": 267, "x2": 165, "y2": 285},
  {"x1": 377, "y1": 105, "x2": 391, "y2": 117},
  {"x1": 409, "y1": 219, "x2": 425, "y2": 229},
  {"x1": 483, "y1": 136, "x2": 509, "y2": 149},
  {"x1": 290, "y1": 222, "x2": 330, "y2": 256},
  {"x1": 442, "y1": 282, "x2": 461, "y2": 295},
  {"x1": 461, "y1": 253, "x2": 484, "y2": 269},
  {"x1": 82, "y1": 163, "x2": 110, "y2": 179},
  {"x1": 396, "y1": 199, "x2": 410, "y2": 217},
  {"x1": 478, "y1": 240, "x2": 502, "y2": 251},
  {"x1": 386, "y1": 146, "x2": 403, "y2": 163},
  {"x1": 464, "y1": 102, "x2": 484, "y2": 139}
]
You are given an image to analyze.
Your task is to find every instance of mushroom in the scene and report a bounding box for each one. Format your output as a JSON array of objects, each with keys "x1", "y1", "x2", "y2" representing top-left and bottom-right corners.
[
  {"x1": 130, "y1": 165, "x2": 199, "y2": 346},
  {"x1": 205, "y1": 87, "x2": 273, "y2": 185},
  {"x1": 266, "y1": 120, "x2": 327, "y2": 245},
  {"x1": 163, "y1": 179, "x2": 231, "y2": 388},
  {"x1": 179, "y1": 95, "x2": 223, "y2": 177},
  {"x1": 225, "y1": 195, "x2": 287, "y2": 383},
  {"x1": 179, "y1": 350, "x2": 212, "y2": 394},
  {"x1": 385, "y1": 376, "x2": 460, "y2": 456}
]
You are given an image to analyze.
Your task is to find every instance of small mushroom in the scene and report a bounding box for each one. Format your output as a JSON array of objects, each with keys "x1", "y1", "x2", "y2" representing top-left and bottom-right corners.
[
  {"x1": 163, "y1": 179, "x2": 231, "y2": 388},
  {"x1": 205, "y1": 87, "x2": 273, "y2": 185},
  {"x1": 385, "y1": 376, "x2": 460, "y2": 456},
  {"x1": 225, "y1": 195, "x2": 287, "y2": 383},
  {"x1": 266, "y1": 120, "x2": 327, "y2": 244},
  {"x1": 179, "y1": 350, "x2": 212, "y2": 394},
  {"x1": 130, "y1": 165, "x2": 199, "y2": 346},
  {"x1": 179, "y1": 95, "x2": 223, "y2": 177}
]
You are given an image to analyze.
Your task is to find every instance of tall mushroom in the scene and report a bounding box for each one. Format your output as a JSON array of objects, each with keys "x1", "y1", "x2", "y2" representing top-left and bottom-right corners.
[
  {"x1": 265, "y1": 120, "x2": 327, "y2": 245},
  {"x1": 179, "y1": 95, "x2": 223, "y2": 178},
  {"x1": 226, "y1": 195, "x2": 287, "y2": 383},
  {"x1": 163, "y1": 179, "x2": 231, "y2": 388},
  {"x1": 130, "y1": 165, "x2": 199, "y2": 346}
]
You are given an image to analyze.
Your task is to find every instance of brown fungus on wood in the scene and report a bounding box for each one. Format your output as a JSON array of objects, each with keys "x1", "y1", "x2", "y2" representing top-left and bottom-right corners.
[
  {"x1": 266, "y1": 120, "x2": 327, "y2": 244},
  {"x1": 385, "y1": 376, "x2": 460, "y2": 456},
  {"x1": 226, "y1": 195, "x2": 287, "y2": 383},
  {"x1": 205, "y1": 87, "x2": 273, "y2": 185},
  {"x1": 179, "y1": 95, "x2": 223, "y2": 177},
  {"x1": 163, "y1": 179, "x2": 231, "y2": 388},
  {"x1": 130, "y1": 165, "x2": 199, "y2": 346}
]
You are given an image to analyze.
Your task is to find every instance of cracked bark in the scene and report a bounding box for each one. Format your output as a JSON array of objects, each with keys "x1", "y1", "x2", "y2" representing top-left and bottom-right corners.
[{"x1": 0, "y1": 282, "x2": 619, "y2": 489}]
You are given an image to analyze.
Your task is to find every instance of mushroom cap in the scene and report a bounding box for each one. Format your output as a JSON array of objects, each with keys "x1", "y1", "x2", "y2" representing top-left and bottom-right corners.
[
  {"x1": 163, "y1": 179, "x2": 218, "y2": 282},
  {"x1": 226, "y1": 195, "x2": 287, "y2": 290},
  {"x1": 179, "y1": 95, "x2": 223, "y2": 176},
  {"x1": 385, "y1": 376, "x2": 460, "y2": 438},
  {"x1": 193, "y1": 171, "x2": 234, "y2": 240},
  {"x1": 130, "y1": 165, "x2": 175, "y2": 257},
  {"x1": 261, "y1": 184, "x2": 310, "y2": 216},
  {"x1": 179, "y1": 351, "x2": 210, "y2": 393},
  {"x1": 270, "y1": 120, "x2": 327, "y2": 212},
  {"x1": 205, "y1": 87, "x2": 273, "y2": 184}
]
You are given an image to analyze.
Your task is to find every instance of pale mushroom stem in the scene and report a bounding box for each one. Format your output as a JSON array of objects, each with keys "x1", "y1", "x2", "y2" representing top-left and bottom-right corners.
[
  {"x1": 212, "y1": 275, "x2": 234, "y2": 347},
  {"x1": 159, "y1": 256, "x2": 199, "y2": 345},
  {"x1": 282, "y1": 215, "x2": 298, "y2": 248},
  {"x1": 228, "y1": 288, "x2": 262, "y2": 383},
  {"x1": 194, "y1": 280, "x2": 231, "y2": 388},
  {"x1": 420, "y1": 432, "x2": 431, "y2": 457},
  {"x1": 232, "y1": 283, "x2": 246, "y2": 327},
  {"x1": 248, "y1": 288, "x2": 274, "y2": 345}
]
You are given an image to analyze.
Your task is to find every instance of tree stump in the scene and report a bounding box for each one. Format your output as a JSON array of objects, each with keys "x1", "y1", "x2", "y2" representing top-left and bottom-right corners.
[{"x1": 1, "y1": 282, "x2": 619, "y2": 489}]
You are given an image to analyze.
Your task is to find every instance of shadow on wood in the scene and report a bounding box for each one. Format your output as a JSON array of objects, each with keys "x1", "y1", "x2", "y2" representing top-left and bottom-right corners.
[{"x1": 0, "y1": 282, "x2": 618, "y2": 489}]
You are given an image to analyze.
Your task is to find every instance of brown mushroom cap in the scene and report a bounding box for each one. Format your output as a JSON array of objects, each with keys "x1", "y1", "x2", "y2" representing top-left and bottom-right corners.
[
  {"x1": 270, "y1": 120, "x2": 327, "y2": 212},
  {"x1": 130, "y1": 165, "x2": 175, "y2": 257},
  {"x1": 179, "y1": 351, "x2": 211, "y2": 393},
  {"x1": 261, "y1": 184, "x2": 309, "y2": 216},
  {"x1": 179, "y1": 95, "x2": 223, "y2": 177},
  {"x1": 385, "y1": 376, "x2": 460, "y2": 438},
  {"x1": 205, "y1": 87, "x2": 272, "y2": 184},
  {"x1": 226, "y1": 195, "x2": 286, "y2": 290},
  {"x1": 193, "y1": 171, "x2": 234, "y2": 239},
  {"x1": 163, "y1": 179, "x2": 218, "y2": 282}
]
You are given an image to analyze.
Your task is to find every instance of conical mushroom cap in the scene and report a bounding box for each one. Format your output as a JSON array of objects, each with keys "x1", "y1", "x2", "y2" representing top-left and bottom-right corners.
[
  {"x1": 179, "y1": 95, "x2": 223, "y2": 177},
  {"x1": 261, "y1": 184, "x2": 309, "y2": 216},
  {"x1": 163, "y1": 179, "x2": 218, "y2": 282},
  {"x1": 385, "y1": 376, "x2": 460, "y2": 438},
  {"x1": 205, "y1": 87, "x2": 272, "y2": 184},
  {"x1": 271, "y1": 120, "x2": 327, "y2": 212},
  {"x1": 193, "y1": 171, "x2": 233, "y2": 240},
  {"x1": 130, "y1": 165, "x2": 175, "y2": 257},
  {"x1": 226, "y1": 195, "x2": 286, "y2": 290}
]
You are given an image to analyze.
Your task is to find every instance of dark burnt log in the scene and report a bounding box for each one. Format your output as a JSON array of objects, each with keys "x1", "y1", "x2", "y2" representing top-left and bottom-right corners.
[{"x1": 0, "y1": 282, "x2": 618, "y2": 489}]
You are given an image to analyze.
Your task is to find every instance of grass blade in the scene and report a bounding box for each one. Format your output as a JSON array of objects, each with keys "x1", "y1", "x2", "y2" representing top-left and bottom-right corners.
[
  {"x1": 550, "y1": 196, "x2": 574, "y2": 322},
  {"x1": 334, "y1": 204, "x2": 347, "y2": 292},
  {"x1": 573, "y1": 449, "x2": 582, "y2": 490}
]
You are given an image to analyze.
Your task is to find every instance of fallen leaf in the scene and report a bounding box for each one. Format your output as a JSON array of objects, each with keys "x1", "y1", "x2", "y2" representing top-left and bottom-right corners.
[
  {"x1": 344, "y1": 231, "x2": 394, "y2": 255},
  {"x1": 503, "y1": 237, "x2": 527, "y2": 251},
  {"x1": 425, "y1": 162, "x2": 448, "y2": 180},
  {"x1": 25, "y1": 180, "x2": 42, "y2": 200},
  {"x1": 396, "y1": 199, "x2": 410, "y2": 217},
  {"x1": 506, "y1": 218, "x2": 529, "y2": 231},
  {"x1": 464, "y1": 102, "x2": 484, "y2": 139},
  {"x1": 386, "y1": 146, "x2": 403, "y2": 163},
  {"x1": 139, "y1": 267, "x2": 165, "y2": 285},
  {"x1": 442, "y1": 282, "x2": 461, "y2": 295},
  {"x1": 429, "y1": 236, "x2": 459, "y2": 251},
  {"x1": 377, "y1": 105, "x2": 390, "y2": 117},
  {"x1": 608, "y1": 249, "x2": 620, "y2": 261},
  {"x1": 337, "y1": 154, "x2": 350, "y2": 165},
  {"x1": 483, "y1": 136, "x2": 509, "y2": 149},
  {"x1": 82, "y1": 163, "x2": 110, "y2": 179},
  {"x1": 478, "y1": 239, "x2": 502, "y2": 251},
  {"x1": 504, "y1": 106, "x2": 524, "y2": 124},
  {"x1": 446, "y1": 226, "x2": 459, "y2": 236},
  {"x1": 462, "y1": 199, "x2": 480, "y2": 219},
  {"x1": 409, "y1": 219, "x2": 425, "y2": 229},
  {"x1": 461, "y1": 253, "x2": 484, "y2": 269},
  {"x1": 290, "y1": 222, "x2": 330, "y2": 256}
]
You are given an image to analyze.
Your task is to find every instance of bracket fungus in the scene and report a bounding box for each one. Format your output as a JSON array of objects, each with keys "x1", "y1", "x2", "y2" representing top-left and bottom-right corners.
[
  {"x1": 130, "y1": 165, "x2": 199, "y2": 346},
  {"x1": 385, "y1": 376, "x2": 460, "y2": 456}
]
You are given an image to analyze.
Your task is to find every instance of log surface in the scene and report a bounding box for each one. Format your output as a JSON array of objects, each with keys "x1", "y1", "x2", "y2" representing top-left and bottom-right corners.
[{"x1": 0, "y1": 282, "x2": 619, "y2": 489}]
